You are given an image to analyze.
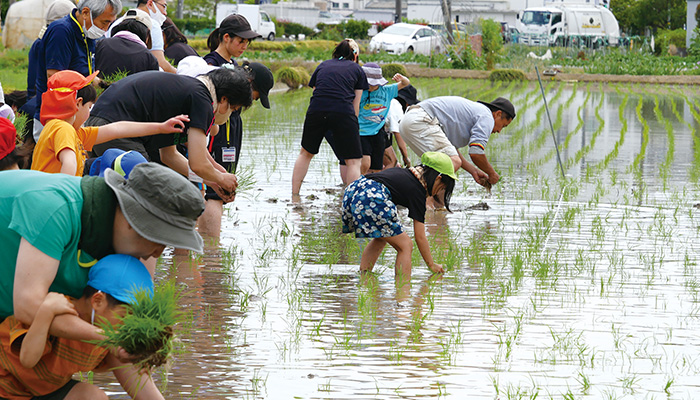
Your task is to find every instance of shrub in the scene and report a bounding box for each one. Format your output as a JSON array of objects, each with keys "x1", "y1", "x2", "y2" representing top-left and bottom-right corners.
[
  {"x1": 479, "y1": 18, "x2": 503, "y2": 70},
  {"x1": 314, "y1": 23, "x2": 344, "y2": 42},
  {"x1": 170, "y1": 18, "x2": 215, "y2": 34},
  {"x1": 489, "y1": 69, "x2": 526, "y2": 82},
  {"x1": 277, "y1": 66, "x2": 310, "y2": 88},
  {"x1": 294, "y1": 66, "x2": 311, "y2": 86},
  {"x1": 283, "y1": 44, "x2": 298, "y2": 53},
  {"x1": 341, "y1": 19, "x2": 371, "y2": 40},
  {"x1": 271, "y1": 16, "x2": 285, "y2": 38},
  {"x1": 381, "y1": 63, "x2": 408, "y2": 80},
  {"x1": 654, "y1": 28, "x2": 687, "y2": 55},
  {"x1": 277, "y1": 20, "x2": 314, "y2": 37},
  {"x1": 689, "y1": 27, "x2": 700, "y2": 58},
  {"x1": 448, "y1": 40, "x2": 484, "y2": 70}
]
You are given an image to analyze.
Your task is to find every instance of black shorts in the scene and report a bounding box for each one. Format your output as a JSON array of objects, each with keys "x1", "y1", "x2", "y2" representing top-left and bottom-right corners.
[
  {"x1": 384, "y1": 128, "x2": 393, "y2": 149},
  {"x1": 301, "y1": 112, "x2": 361, "y2": 160},
  {"x1": 29, "y1": 379, "x2": 80, "y2": 400},
  {"x1": 361, "y1": 133, "x2": 385, "y2": 170}
]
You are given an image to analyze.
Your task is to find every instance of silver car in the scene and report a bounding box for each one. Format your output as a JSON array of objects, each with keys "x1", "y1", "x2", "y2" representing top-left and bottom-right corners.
[{"x1": 369, "y1": 23, "x2": 442, "y2": 55}]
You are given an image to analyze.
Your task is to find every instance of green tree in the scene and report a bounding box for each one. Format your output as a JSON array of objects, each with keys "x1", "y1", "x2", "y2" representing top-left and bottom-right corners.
[
  {"x1": 479, "y1": 18, "x2": 502, "y2": 70},
  {"x1": 611, "y1": 0, "x2": 686, "y2": 34}
]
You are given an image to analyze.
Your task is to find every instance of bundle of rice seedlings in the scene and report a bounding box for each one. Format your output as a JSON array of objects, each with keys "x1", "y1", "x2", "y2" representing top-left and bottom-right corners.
[
  {"x1": 94, "y1": 281, "x2": 181, "y2": 369},
  {"x1": 381, "y1": 63, "x2": 409, "y2": 80},
  {"x1": 488, "y1": 68, "x2": 526, "y2": 82}
]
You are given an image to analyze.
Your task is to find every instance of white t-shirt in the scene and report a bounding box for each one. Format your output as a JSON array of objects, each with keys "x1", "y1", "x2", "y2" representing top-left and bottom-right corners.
[{"x1": 385, "y1": 98, "x2": 404, "y2": 133}]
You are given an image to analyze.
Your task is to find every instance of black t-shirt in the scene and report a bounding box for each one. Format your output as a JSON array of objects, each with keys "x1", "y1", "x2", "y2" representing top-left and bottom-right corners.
[
  {"x1": 307, "y1": 59, "x2": 368, "y2": 115},
  {"x1": 164, "y1": 42, "x2": 199, "y2": 66},
  {"x1": 366, "y1": 168, "x2": 427, "y2": 223},
  {"x1": 203, "y1": 51, "x2": 236, "y2": 67},
  {"x1": 96, "y1": 37, "x2": 159, "y2": 78},
  {"x1": 90, "y1": 71, "x2": 214, "y2": 150}
]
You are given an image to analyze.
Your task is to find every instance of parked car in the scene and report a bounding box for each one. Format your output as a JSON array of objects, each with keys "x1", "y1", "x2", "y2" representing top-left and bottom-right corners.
[{"x1": 369, "y1": 23, "x2": 442, "y2": 55}]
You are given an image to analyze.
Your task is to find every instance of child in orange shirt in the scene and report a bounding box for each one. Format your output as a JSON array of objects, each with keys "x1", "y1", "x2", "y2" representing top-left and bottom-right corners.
[
  {"x1": 32, "y1": 70, "x2": 189, "y2": 176},
  {"x1": 0, "y1": 254, "x2": 165, "y2": 399}
]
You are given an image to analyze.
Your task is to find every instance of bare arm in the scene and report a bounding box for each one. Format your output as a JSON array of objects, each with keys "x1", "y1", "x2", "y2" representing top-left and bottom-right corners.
[
  {"x1": 57, "y1": 148, "x2": 77, "y2": 176},
  {"x1": 19, "y1": 293, "x2": 78, "y2": 368},
  {"x1": 187, "y1": 128, "x2": 237, "y2": 192},
  {"x1": 95, "y1": 115, "x2": 189, "y2": 144},
  {"x1": 393, "y1": 73, "x2": 410, "y2": 90},
  {"x1": 353, "y1": 89, "x2": 362, "y2": 117},
  {"x1": 458, "y1": 151, "x2": 489, "y2": 186},
  {"x1": 151, "y1": 49, "x2": 176, "y2": 73},
  {"x1": 104, "y1": 353, "x2": 165, "y2": 400},
  {"x1": 469, "y1": 152, "x2": 500, "y2": 184},
  {"x1": 158, "y1": 145, "x2": 189, "y2": 177},
  {"x1": 14, "y1": 239, "x2": 104, "y2": 341},
  {"x1": 393, "y1": 130, "x2": 411, "y2": 167},
  {"x1": 412, "y1": 220, "x2": 444, "y2": 274}
]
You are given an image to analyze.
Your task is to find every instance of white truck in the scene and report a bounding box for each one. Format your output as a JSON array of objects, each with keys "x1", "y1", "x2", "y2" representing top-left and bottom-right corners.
[
  {"x1": 515, "y1": 1, "x2": 620, "y2": 48},
  {"x1": 216, "y1": 4, "x2": 277, "y2": 41}
]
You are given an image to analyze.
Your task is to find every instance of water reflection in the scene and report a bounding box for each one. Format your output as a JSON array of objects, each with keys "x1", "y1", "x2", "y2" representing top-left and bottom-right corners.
[{"x1": 91, "y1": 80, "x2": 700, "y2": 399}]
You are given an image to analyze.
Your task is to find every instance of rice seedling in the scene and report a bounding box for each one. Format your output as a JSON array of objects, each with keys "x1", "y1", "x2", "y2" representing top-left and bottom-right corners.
[{"x1": 94, "y1": 281, "x2": 181, "y2": 369}]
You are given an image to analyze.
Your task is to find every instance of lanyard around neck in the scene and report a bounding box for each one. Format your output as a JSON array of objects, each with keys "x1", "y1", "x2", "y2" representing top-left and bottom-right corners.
[{"x1": 69, "y1": 11, "x2": 93, "y2": 75}]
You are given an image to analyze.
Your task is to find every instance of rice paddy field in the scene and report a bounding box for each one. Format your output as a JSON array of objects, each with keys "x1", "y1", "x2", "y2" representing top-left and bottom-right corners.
[{"x1": 98, "y1": 77, "x2": 700, "y2": 399}]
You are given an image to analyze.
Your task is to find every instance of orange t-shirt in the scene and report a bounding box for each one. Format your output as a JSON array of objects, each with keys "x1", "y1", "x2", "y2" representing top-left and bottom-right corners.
[
  {"x1": 31, "y1": 119, "x2": 99, "y2": 176},
  {"x1": 0, "y1": 315, "x2": 109, "y2": 399}
]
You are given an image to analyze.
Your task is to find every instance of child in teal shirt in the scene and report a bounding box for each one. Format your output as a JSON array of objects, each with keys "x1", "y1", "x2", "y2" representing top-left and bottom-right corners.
[{"x1": 358, "y1": 63, "x2": 410, "y2": 174}]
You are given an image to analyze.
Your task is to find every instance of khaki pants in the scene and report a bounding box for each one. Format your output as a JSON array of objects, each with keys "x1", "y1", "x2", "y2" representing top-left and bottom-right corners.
[{"x1": 399, "y1": 106, "x2": 458, "y2": 158}]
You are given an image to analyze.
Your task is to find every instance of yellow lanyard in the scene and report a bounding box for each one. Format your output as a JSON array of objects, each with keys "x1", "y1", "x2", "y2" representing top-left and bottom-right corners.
[
  {"x1": 226, "y1": 120, "x2": 230, "y2": 142},
  {"x1": 77, "y1": 249, "x2": 97, "y2": 268},
  {"x1": 69, "y1": 11, "x2": 93, "y2": 75}
]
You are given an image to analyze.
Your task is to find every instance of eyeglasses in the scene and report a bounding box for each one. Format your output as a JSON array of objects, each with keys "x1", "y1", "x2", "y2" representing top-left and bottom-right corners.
[{"x1": 154, "y1": 1, "x2": 167, "y2": 9}]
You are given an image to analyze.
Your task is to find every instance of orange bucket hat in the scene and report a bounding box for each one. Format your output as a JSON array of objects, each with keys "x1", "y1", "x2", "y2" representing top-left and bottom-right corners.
[{"x1": 40, "y1": 70, "x2": 99, "y2": 125}]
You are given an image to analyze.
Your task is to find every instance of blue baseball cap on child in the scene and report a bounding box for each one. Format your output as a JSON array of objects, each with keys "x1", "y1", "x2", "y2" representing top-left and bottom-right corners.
[
  {"x1": 88, "y1": 254, "x2": 154, "y2": 305},
  {"x1": 89, "y1": 149, "x2": 147, "y2": 179}
]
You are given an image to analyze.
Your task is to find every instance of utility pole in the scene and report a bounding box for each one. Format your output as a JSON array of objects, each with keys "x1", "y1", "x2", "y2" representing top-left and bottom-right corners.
[
  {"x1": 176, "y1": 0, "x2": 184, "y2": 19},
  {"x1": 440, "y1": 0, "x2": 454, "y2": 43},
  {"x1": 395, "y1": 0, "x2": 401, "y2": 23}
]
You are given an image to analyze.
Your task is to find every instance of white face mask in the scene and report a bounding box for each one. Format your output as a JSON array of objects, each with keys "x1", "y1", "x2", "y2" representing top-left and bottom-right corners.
[
  {"x1": 84, "y1": 11, "x2": 106, "y2": 39},
  {"x1": 148, "y1": 3, "x2": 166, "y2": 26}
]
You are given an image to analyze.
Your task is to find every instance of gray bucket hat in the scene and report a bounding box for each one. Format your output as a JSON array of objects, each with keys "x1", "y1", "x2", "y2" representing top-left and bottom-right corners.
[{"x1": 104, "y1": 163, "x2": 205, "y2": 252}]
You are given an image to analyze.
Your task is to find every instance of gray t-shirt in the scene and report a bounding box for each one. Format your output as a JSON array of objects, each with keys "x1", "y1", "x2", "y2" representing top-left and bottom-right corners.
[{"x1": 418, "y1": 96, "x2": 494, "y2": 150}]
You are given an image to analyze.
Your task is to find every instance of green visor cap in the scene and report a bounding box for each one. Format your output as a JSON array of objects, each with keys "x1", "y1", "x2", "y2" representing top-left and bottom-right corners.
[{"x1": 421, "y1": 152, "x2": 458, "y2": 181}]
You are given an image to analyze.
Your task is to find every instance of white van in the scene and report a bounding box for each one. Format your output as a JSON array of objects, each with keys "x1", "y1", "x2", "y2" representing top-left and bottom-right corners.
[{"x1": 216, "y1": 4, "x2": 277, "y2": 41}]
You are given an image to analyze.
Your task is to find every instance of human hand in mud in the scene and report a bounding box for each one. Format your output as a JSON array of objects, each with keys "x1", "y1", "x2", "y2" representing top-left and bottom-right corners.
[
  {"x1": 218, "y1": 172, "x2": 238, "y2": 194},
  {"x1": 160, "y1": 114, "x2": 190, "y2": 133},
  {"x1": 471, "y1": 169, "x2": 489, "y2": 186},
  {"x1": 429, "y1": 262, "x2": 444, "y2": 274}
]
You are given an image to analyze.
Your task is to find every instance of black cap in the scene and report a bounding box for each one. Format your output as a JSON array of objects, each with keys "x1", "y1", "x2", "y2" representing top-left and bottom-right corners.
[
  {"x1": 220, "y1": 14, "x2": 262, "y2": 40},
  {"x1": 397, "y1": 85, "x2": 419, "y2": 106},
  {"x1": 477, "y1": 97, "x2": 516, "y2": 119},
  {"x1": 245, "y1": 62, "x2": 274, "y2": 109}
]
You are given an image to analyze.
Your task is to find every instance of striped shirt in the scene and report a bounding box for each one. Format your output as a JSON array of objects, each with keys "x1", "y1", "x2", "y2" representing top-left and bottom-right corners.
[{"x1": 0, "y1": 316, "x2": 109, "y2": 399}]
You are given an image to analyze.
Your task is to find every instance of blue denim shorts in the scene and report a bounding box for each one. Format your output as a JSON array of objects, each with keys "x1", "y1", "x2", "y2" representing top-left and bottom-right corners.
[{"x1": 342, "y1": 176, "x2": 404, "y2": 238}]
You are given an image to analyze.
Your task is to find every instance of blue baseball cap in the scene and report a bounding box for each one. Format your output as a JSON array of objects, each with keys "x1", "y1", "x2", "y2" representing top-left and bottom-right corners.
[
  {"x1": 89, "y1": 149, "x2": 147, "y2": 179},
  {"x1": 88, "y1": 254, "x2": 154, "y2": 305}
]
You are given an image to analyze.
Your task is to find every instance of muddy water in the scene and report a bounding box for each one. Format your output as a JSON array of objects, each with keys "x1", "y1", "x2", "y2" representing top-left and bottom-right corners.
[{"x1": 96, "y1": 80, "x2": 700, "y2": 399}]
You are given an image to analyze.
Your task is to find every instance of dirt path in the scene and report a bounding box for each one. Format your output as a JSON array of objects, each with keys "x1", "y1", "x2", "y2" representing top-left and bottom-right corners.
[{"x1": 404, "y1": 65, "x2": 700, "y2": 85}]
